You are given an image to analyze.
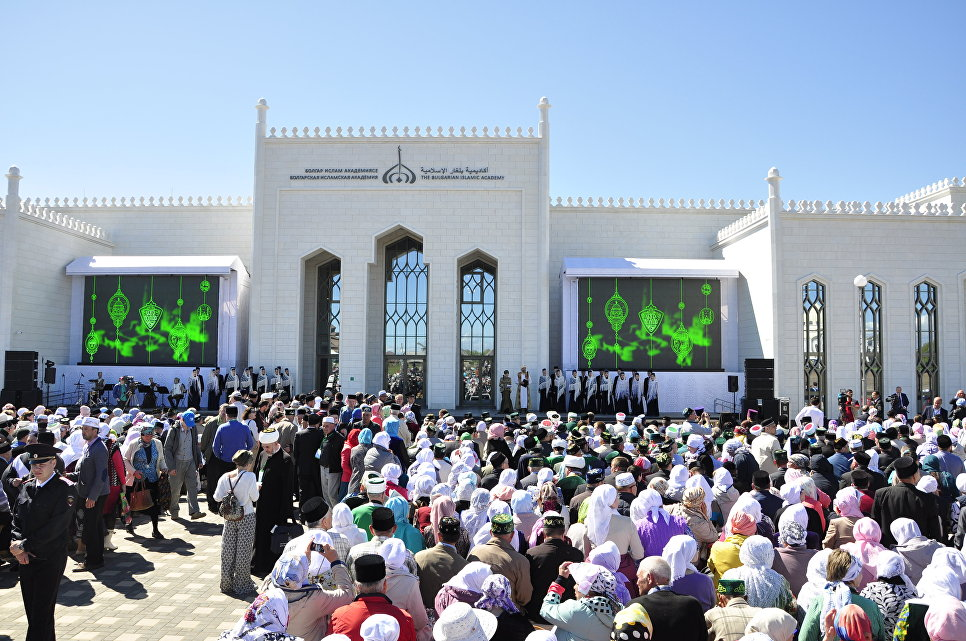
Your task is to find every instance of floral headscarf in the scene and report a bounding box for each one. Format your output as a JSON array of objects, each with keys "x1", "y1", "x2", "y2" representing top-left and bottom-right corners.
[
  {"x1": 461, "y1": 488, "x2": 492, "y2": 535},
  {"x1": 228, "y1": 587, "x2": 290, "y2": 639},
  {"x1": 722, "y1": 535, "x2": 783, "y2": 608},
  {"x1": 474, "y1": 574, "x2": 519, "y2": 614},
  {"x1": 778, "y1": 521, "x2": 807, "y2": 547},
  {"x1": 429, "y1": 496, "x2": 457, "y2": 543},
  {"x1": 685, "y1": 474, "x2": 713, "y2": 513},
  {"x1": 270, "y1": 554, "x2": 309, "y2": 589},
  {"x1": 570, "y1": 563, "x2": 620, "y2": 612}
]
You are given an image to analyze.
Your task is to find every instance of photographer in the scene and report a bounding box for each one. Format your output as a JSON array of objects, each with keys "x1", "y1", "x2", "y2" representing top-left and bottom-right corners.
[{"x1": 886, "y1": 387, "x2": 909, "y2": 415}]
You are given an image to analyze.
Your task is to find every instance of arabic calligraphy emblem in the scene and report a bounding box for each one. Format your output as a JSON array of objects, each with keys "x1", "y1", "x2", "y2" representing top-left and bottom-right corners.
[{"x1": 382, "y1": 146, "x2": 417, "y2": 184}]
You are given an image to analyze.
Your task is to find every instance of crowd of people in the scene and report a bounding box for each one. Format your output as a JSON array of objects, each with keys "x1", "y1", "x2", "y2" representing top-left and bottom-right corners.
[{"x1": 5, "y1": 387, "x2": 966, "y2": 641}]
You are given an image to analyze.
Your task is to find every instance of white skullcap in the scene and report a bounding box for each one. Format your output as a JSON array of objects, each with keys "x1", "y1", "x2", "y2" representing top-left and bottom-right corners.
[
  {"x1": 615, "y1": 472, "x2": 635, "y2": 488},
  {"x1": 563, "y1": 455, "x2": 585, "y2": 469},
  {"x1": 258, "y1": 429, "x2": 279, "y2": 444}
]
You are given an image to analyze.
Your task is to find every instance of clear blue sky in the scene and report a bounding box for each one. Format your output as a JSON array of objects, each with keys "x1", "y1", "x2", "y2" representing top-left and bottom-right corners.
[{"x1": 4, "y1": 2, "x2": 964, "y2": 204}]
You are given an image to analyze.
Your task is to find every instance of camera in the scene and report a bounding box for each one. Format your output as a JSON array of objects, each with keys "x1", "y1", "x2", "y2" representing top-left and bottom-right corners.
[
  {"x1": 886, "y1": 394, "x2": 898, "y2": 404},
  {"x1": 310, "y1": 542, "x2": 325, "y2": 553}
]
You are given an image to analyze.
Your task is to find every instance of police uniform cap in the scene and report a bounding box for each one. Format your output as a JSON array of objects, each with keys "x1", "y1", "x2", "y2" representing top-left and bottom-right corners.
[{"x1": 25, "y1": 443, "x2": 60, "y2": 463}]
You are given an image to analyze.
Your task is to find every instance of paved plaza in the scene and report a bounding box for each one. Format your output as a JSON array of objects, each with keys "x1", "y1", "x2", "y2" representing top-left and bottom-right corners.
[{"x1": 0, "y1": 511, "x2": 247, "y2": 641}]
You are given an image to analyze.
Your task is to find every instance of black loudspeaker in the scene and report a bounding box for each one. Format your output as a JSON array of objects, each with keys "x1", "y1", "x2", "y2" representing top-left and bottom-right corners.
[
  {"x1": 760, "y1": 398, "x2": 780, "y2": 420},
  {"x1": 728, "y1": 375, "x2": 739, "y2": 393},
  {"x1": 719, "y1": 412, "x2": 739, "y2": 425},
  {"x1": 0, "y1": 388, "x2": 42, "y2": 407},
  {"x1": 744, "y1": 358, "x2": 774, "y2": 398},
  {"x1": 4, "y1": 350, "x2": 38, "y2": 391},
  {"x1": 43, "y1": 365, "x2": 56, "y2": 385}
]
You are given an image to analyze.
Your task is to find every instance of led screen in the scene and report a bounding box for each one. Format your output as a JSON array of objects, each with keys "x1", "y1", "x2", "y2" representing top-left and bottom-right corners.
[
  {"x1": 81, "y1": 275, "x2": 218, "y2": 365},
  {"x1": 577, "y1": 277, "x2": 721, "y2": 371}
]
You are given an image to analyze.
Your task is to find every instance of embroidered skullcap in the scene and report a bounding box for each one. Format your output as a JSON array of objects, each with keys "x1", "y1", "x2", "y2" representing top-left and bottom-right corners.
[
  {"x1": 717, "y1": 578, "x2": 745, "y2": 595},
  {"x1": 490, "y1": 513, "x2": 514, "y2": 535},
  {"x1": 615, "y1": 472, "x2": 635, "y2": 488}
]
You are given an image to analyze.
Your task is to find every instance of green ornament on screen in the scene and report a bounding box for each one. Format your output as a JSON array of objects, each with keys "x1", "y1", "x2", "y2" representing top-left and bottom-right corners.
[
  {"x1": 638, "y1": 302, "x2": 664, "y2": 336},
  {"x1": 177, "y1": 298, "x2": 183, "y2": 307},
  {"x1": 197, "y1": 303, "x2": 212, "y2": 322},
  {"x1": 701, "y1": 283, "x2": 712, "y2": 296},
  {"x1": 678, "y1": 301, "x2": 686, "y2": 310},
  {"x1": 168, "y1": 319, "x2": 189, "y2": 357},
  {"x1": 85, "y1": 330, "x2": 99, "y2": 357},
  {"x1": 581, "y1": 334, "x2": 598, "y2": 365},
  {"x1": 671, "y1": 322, "x2": 693, "y2": 358},
  {"x1": 200, "y1": 280, "x2": 210, "y2": 293},
  {"x1": 605, "y1": 290, "x2": 628, "y2": 334},
  {"x1": 108, "y1": 285, "x2": 130, "y2": 329},
  {"x1": 699, "y1": 307, "x2": 715, "y2": 325},
  {"x1": 139, "y1": 300, "x2": 163, "y2": 331}
]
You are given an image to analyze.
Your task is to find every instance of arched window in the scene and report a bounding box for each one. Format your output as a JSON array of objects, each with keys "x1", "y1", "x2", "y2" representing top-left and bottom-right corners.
[
  {"x1": 860, "y1": 281, "x2": 883, "y2": 403},
  {"x1": 803, "y1": 280, "x2": 827, "y2": 409},
  {"x1": 460, "y1": 260, "x2": 496, "y2": 406},
  {"x1": 384, "y1": 237, "x2": 428, "y2": 403},
  {"x1": 316, "y1": 260, "x2": 340, "y2": 391},
  {"x1": 914, "y1": 281, "x2": 939, "y2": 409}
]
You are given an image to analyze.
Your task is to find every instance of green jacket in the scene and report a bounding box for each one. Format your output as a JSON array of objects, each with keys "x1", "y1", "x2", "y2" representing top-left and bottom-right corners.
[{"x1": 798, "y1": 591, "x2": 885, "y2": 641}]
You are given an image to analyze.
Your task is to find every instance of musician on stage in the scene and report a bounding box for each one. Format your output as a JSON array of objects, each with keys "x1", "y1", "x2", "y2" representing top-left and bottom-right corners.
[
  {"x1": 143, "y1": 378, "x2": 159, "y2": 408},
  {"x1": 93, "y1": 372, "x2": 105, "y2": 404},
  {"x1": 256, "y1": 366, "x2": 269, "y2": 395},
  {"x1": 169, "y1": 377, "x2": 186, "y2": 409},
  {"x1": 112, "y1": 378, "x2": 129, "y2": 408}
]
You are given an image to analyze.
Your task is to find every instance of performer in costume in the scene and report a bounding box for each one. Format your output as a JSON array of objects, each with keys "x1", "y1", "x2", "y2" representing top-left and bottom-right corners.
[
  {"x1": 598, "y1": 370, "x2": 612, "y2": 414},
  {"x1": 272, "y1": 366, "x2": 283, "y2": 395},
  {"x1": 187, "y1": 369, "x2": 203, "y2": 409},
  {"x1": 568, "y1": 369, "x2": 581, "y2": 413},
  {"x1": 516, "y1": 366, "x2": 530, "y2": 410},
  {"x1": 553, "y1": 367, "x2": 567, "y2": 412},
  {"x1": 584, "y1": 370, "x2": 598, "y2": 414},
  {"x1": 644, "y1": 370, "x2": 659, "y2": 416},
  {"x1": 538, "y1": 368, "x2": 549, "y2": 412},
  {"x1": 240, "y1": 367, "x2": 253, "y2": 396},
  {"x1": 499, "y1": 370, "x2": 513, "y2": 414},
  {"x1": 225, "y1": 367, "x2": 239, "y2": 396},
  {"x1": 93, "y1": 372, "x2": 106, "y2": 405},
  {"x1": 629, "y1": 372, "x2": 644, "y2": 416},
  {"x1": 206, "y1": 368, "x2": 222, "y2": 410},
  {"x1": 256, "y1": 367, "x2": 269, "y2": 395},
  {"x1": 613, "y1": 370, "x2": 630, "y2": 415},
  {"x1": 281, "y1": 368, "x2": 293, "y2": 400}
]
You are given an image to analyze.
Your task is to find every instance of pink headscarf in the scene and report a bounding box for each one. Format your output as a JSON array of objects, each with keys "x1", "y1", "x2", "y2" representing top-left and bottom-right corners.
[
  {"x1": 833, "y1": 488, "x2": 864, "y2": 518},
  {"x1": 487, "y1": 423, "x2": 506, "y2": 439},
  {"x1": 843, "y1": 517, "x2": 885, "y2": 589},
  {"x1": 925, "y1": 595, "x2": 966, "y2": 641},
  {"x1": 430, "y1": 496, "x2": 457, "y2": 543},
  {"x1": 729, "y1": 511, "x2": 757, "y2": 537}
]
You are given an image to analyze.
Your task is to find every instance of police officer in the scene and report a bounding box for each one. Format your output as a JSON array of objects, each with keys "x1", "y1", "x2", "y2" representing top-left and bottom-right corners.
[{"x1": 9, "y1": 443, "x2": 77, "y2": 641}]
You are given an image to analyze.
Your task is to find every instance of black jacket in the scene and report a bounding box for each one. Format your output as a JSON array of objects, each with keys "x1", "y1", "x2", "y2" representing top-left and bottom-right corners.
[
  {"x1": 525, "y1": 538, "x2": 584, "y2": 622},
  {"x1": 873, "y1": 482, "x2": 941, "y2": 546},
  {"x1": 628, "y1": 589, "x2": 706, "y2": 641},
  {"x1": 292, "y1": 428, "x2": 325, "y2": 475}
]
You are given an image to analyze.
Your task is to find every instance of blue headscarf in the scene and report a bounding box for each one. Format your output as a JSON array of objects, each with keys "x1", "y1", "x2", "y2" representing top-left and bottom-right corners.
[
  {"x1": 384, "y1": 417, "x2": 400, "y2": 438},
  {"x1": 359, "y1": 428, "x2": 373, "y2": 445},
  {"x1": 387, "y1": 496, "x2": 410, "y2": 525}
]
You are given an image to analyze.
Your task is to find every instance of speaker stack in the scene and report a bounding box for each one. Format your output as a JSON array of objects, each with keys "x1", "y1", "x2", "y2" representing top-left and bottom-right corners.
[
  {"x1": 1, "y1": 350, "x2": 42, "y2": 407},
  {"x1": 742, "y1": 358, "x2": 776, "y2": 418}
]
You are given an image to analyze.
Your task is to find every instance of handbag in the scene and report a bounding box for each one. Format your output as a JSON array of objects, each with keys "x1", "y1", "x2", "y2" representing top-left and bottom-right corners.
[
  {"x1": 270, "y1": 522, "x2": 304, "y2": 555},
  {"x1": 158, "y1": 473, "x2": 171, "y2": 511},
  {"x1": 130, "y1": 479, "x2": 154, "y2": 512}
]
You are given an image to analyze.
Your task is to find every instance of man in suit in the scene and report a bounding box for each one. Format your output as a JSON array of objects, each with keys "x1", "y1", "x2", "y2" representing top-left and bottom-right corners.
[
  {"x1": 922, "y1": 396, "x2": 948, "y2": 422},
  {"x1": 524, "y1": 514, "x2": 583, "y2": 622},
  {"x1": 292, "y1": 413, "x2": 325, "y2": 504},
  {"x1": 251, "y1": 427, "x2": 294, "y2": 574},
  {"x1": 467, "y1": 514, "x2": 533, "y2": 610},
  {"x1": 414, "y1": 516, "x2": 467, "y2": 610},
  {"x1": 629, "y1": 557, "x2": 706, "y2": 641},
  {"x1": 71, "y1": 417, "x2": 109, "y2": 571},
  {"x1": 889, "y1": 386, "x2": 910, "y2": 414},
  {"x1": 872, "y1": 456, "x2": 941, "y2": 546}
]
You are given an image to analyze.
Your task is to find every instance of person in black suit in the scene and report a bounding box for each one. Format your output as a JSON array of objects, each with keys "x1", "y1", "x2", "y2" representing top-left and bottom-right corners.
[
  {"x1": 524, "y1": 515, "x2": 583, "y2": 622},
  {"x1": 251, "y1": 427, "x2": 294, "y2": 574},
  {"x1": 872, "y1": 456, "x2": 941, "y2": 546},
  {"x1": 922, "y1": 396, "x2": 948, "y2": 421},
  {"x1": 889, "y1": 386, "x2": 909, "y2": 414},
  {"x1": 628, "y1": 557, "x2": 706, "y2": 641},
  {"x1": 292, "y1": 413, "x2": 325, "y2": 504}
]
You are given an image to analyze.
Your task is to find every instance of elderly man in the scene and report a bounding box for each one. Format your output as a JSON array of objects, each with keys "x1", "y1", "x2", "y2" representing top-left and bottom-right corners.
[
  {"x1": 872, "y1": 456, "x2": 941, "y2": 546},
  {"x1": 162, "y1": 411, "x2": 205, "y2": 520},
  {"x1": 749, "y1": 419, "x2": 780, "y2": 474},
  {"x1": 629, "y1": 557, "x2": 706, "y2": 641},
  {"x1": 71, "y1": 417, "x2": 109, "y2": 572},
  {"x1": 467, "y1": 513, "x2": 532, "y2": 610},
  {"x1": 414, "y1": 516, "x2": 466, "y2": 610},
  {"x1": 705, "y1": 579, "x2": 760, "y2": 641},
  {"x1": 252, "y1": 427, "x2": 294, "y2": 574},
  {"x1": 330, "y1": 554, "x2": 416, "y2": 641}
]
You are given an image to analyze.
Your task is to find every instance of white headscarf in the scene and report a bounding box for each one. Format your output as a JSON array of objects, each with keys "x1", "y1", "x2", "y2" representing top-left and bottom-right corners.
[
  {"x1": 890, "y1": 518, "x2": 922, "y2": 546},
  {"x1": 666, "y1": 465, "x2": 688, "y2": 495},
  {"x1": 586, "y1": 484, "x2": 619, "y2": 546},
  {"x1": 732, "y1": 492, "x2": 763, "y2": 523},
  {"x1": 713, "y1": 467, "x2": 734, "y2": 492},
  {"x1": 227, "y1": 586, "x2": 289, "y2": 638},
  {"x1": 662, "y1": 534, "x2": 698, "y2": 582},
  {"x1": 510, "y1": 489, "x2": 535, "y2": 515},
  {"x1": 726, "y1": 536, "x2": 781, "y2": 608},
  {"x1": 379, "y1": 538, "x2": 409, "y2": 573},
  {"x1": 632, "y1": 488, "x2": 669, "y2": 524},
  {"x1": 444, "y1": 561, "x2": 492, "y2": 593},
  {"x1": 865, "y1": 449, "x2": 881, "y2": 474},
  {"x1": 875, "y1": 550, "x2": 916, "y2": 591},
  {"x1": 780, "y1": 479, "x2": 802, "y2": 506},
  {"x1": 330, "y1": 503, "x2": 367, "y2": 547},
  {"x1": 918, "y1": 566, "x2": 962, "y2": 599},
  {"x1": 461, "y1": 488, "x2": 492, "y2": 536},
  {"x1": 796, "y1": 549, "x2": 833, "y2": 613},
  {"x1": 685, "y1": 474, "x2": 713, "y2": 513},
  {"x1": 777, "y1": 503, "x2": 808, "y2": 532}
]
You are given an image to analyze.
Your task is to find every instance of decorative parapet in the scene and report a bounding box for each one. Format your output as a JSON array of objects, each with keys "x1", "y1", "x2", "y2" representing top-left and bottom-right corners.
[
  {"x1": 893, "y1": 177, "x2": 965, "y2": 204},
  {"x1": 25, "y1": 195, "x2": 253, "y2": 208},
  {"x1": 715, "y1": 207, "x2": 768, "y2": 243},
  {"x1": 551, "y1": 196, "x2": 764, "y2": 210},
  {"x1": 18, "y1": 200, "x2": 110, "y2": 242},
  {"x1": 266, "y1": 125, "x2": 537, "y2": 139},
  {"x1": 782, "y1": 199, "x2": 966, "y2": 216}
]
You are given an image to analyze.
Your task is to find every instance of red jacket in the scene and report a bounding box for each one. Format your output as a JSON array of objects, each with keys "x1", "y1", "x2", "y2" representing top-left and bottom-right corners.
[{"x1": 330, "y1": 593, "x2": 416, "y2": 641}]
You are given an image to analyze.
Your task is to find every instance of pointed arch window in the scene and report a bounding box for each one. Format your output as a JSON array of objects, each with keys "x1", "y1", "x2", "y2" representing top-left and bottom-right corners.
[
  {"x1": 803, "y1": 280, "x2": 827, "y2": 409},
  {"x1": 860, "y1": 280, "x2": 883, "y2": 402},
  {"x1": 460, "y1": 259, "x2": 496, "y2": 405},
  {"x1": 316, "y1": 260, "x2": 341, "y2": 391},
  {"x1": 914, "y1": 281, "x2": 939, "y2": 409},
  {"x1": 384, "y1": 237, "x2": 428, "y2": 403}
]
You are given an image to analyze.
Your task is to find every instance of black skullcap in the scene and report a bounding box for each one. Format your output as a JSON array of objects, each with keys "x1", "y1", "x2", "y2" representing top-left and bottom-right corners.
[
  {"x1": 299, "y1": 497, "x2": 329, "y2": 523},
  {"x1": 852, "y1": 451, "x2": 871, "y2": 467},
  {"x1": 354, "y1": 554, "x2": 386, "y2": 583},
  {"x1": 370, "y1": 507, "x2": 395, "y2": 532},
  {"x1": 893, "y1": 456, "x2": 918, "y2": 478},
  {"x1": 543, "y1": 515, "x2": 565, "y2": 529},
  {"x1": 587, "y1": 468, "x2": 605, "y2": 483},
  {"x1": 752, "y1": 470, "x2": 771, "y2": 489},
  {"x1": 438, "y1": 516, "x2": 460, "y2": 536}
]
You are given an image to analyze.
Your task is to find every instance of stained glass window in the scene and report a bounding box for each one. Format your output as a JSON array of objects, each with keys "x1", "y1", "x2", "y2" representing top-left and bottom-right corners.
[
  {"x1": 460, "y1": 260, "x2": 496, "y2": 405},
  {"x1": 803, "y1": 280, "x2": 827, "y2": 409},
  {"x1": 317, "y1": 260, "x2": 341, "y2": 390},
  {"x1": 860, "y1": 281, "x2": 883, "y2": 402},
  {"x1": 914, "y1": 281, "x2": 939, "y2": 409}
]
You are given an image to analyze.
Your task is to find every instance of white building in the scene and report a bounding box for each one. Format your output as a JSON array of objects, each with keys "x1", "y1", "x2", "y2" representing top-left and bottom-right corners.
[{"x1": 2, "y1": 98, "x2": 964, "y2": 416}]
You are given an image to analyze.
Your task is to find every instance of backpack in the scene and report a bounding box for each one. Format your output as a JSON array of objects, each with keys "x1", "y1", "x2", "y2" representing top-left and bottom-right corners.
[{"x1": 219, "y1": 472, "x2": 246, "y2": 522}]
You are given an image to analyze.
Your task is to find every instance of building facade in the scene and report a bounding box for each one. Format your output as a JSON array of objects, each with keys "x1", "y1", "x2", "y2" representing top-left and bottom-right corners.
[{"x1": 2, "y1": 98, "x2": 964, "y2": 415}]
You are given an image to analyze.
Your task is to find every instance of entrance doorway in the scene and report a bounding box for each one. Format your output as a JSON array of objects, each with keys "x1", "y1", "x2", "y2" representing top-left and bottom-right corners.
[{"x1": 385, "y1": 357, "x2": 425, "y2": 404}]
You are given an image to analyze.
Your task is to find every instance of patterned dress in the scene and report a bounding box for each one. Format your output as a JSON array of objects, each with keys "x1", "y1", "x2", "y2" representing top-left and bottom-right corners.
[{"x1": 860, "y1": 580, "x2": 917, "y2": 639}]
